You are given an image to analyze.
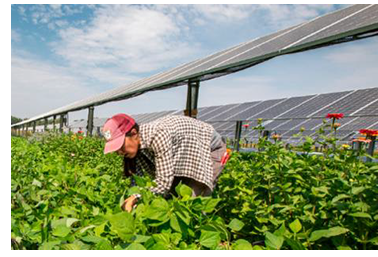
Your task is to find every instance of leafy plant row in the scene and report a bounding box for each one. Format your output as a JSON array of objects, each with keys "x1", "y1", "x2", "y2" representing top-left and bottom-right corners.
[{"x1": 11, "y1": 131, "x2": 378, "y2": 250}]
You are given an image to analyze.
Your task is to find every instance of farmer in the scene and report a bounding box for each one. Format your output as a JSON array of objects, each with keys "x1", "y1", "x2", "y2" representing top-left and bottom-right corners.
[{"x1": 102, "y1": 114, "x2": 229, "y2": 212}]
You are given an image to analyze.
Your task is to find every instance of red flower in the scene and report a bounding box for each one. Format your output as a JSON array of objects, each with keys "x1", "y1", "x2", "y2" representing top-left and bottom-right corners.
[
  {"x1": 243, "y1": 124, "x2": 249, "y2": 128},
  {"x1": 326, "y1": 113, "x2": 344, "y2": 119},
  {"x1": 359, "y1": 129, "x2": 378, "y2": 137},
  {"x1": 78, "y1": 130, "x2": 83, "y2": 134}
]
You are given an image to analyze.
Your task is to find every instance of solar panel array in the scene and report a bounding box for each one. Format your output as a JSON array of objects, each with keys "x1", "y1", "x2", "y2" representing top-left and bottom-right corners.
[
  {"x1": 68, "y1": 87, "x2": 378, "y2": 145},
  {"x1": 12, "y1": 4, "x2": 378, "y2": 128}
]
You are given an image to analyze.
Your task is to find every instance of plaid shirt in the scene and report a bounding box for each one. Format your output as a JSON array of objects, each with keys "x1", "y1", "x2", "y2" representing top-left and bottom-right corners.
[{"x1": 133, "y1": 115, "x2": 215, "y2": 195}]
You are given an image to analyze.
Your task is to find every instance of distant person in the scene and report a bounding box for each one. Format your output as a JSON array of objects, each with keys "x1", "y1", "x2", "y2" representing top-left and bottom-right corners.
[{"x1": 102, "y1": 114, "x2": 229, "y2": 212}]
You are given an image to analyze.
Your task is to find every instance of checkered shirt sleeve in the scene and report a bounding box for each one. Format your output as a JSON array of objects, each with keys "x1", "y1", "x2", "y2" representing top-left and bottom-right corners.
[{"x1": 149, "y1": 129, "x2": 174, "y2": 195}]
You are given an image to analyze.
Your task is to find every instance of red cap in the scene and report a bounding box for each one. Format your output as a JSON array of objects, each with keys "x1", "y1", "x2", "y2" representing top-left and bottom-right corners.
[{"x1": 102, "y1": 114, "x2": 135, "y2": 154}]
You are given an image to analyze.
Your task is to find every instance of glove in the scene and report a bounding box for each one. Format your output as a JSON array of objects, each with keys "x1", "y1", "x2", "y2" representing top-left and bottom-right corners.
[{"x1": 121, "y1": 194, "x2": 141, "y2": 212}]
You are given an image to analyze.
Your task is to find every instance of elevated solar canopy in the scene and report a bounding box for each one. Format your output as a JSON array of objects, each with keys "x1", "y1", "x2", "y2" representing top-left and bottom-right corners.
[
  {"x1": 64, "y1": 87, "x2": 378, "y2": 144},
  {"x1": 12, "y1": 4, "x2": 378, "y2": 128}
]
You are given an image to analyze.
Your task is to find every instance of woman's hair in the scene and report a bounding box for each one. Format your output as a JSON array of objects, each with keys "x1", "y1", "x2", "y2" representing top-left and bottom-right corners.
[
  {"x1": 123, "y1": 156, "x2": 136, "y2": 177},
  {"x1": 125, "y1": 123, "x2": 139, "y2": 137},
  {"x1": 123, "y1": 123, "x2": 139, "y2": 177}
]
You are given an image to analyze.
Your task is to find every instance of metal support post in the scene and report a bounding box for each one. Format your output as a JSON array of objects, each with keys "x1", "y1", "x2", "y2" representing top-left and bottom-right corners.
[
  {"x1": 33, "y1": 121, "x2": 36, "y2": 133},
  {"x1": 65, "y1": 113, "x2": 69, "y2": 127},
  {"x1": 367, "y1": 136, "x2": 376, "y2": 163},
  {"x1": 53, "y1": 115, "x2": 56, "y2": 131},
  {"x1": 184, "y1": 80, "x2": 200, "y2": 118},
  {"x1": 262, "y1": 130, "x2": 270, "y2": 138},
  {"x1": 87, "y1": 106, "x2": 95, "y2": 137},
  {"x1": 44, "y1": 117, "x2": 48, "y2": 132},
  {"x1": 234, "y1": 121, "x2": 242, "y2": 152},
  {"x1": 59, "y1": 114, "x2": 64, "y2": 133}
]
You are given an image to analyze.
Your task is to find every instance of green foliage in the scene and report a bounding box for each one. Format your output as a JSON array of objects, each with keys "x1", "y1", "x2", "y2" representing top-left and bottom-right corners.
[
  {"x1": 11, "y1": 129, "x2": 378, "y2": 250},
  {"x1": 216, "y1": 127, "x2": 378, "y2": 250}
]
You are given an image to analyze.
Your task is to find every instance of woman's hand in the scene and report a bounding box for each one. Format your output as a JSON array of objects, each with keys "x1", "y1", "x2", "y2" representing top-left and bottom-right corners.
[{"x1": 121, "y1": 194, "x2": 140, "y2": 212}]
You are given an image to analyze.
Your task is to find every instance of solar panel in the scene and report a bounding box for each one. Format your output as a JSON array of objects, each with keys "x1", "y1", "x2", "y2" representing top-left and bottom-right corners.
[
  {"x1": 197, "y1": 105, "x2": 224, "y2": 119},
  {"x1": 297, "y1": 5, "x2": 378, "y2": 47},
  {"x1": 341, "y1": 116, "x2": 378, "y2": 130},
  {"x1": 205, "y1": 102, "x2": 260, "y2": 121},
  {"x1": 229, "y1": 99, "x2": 285, "y2": 121},
  {"x1": 255, "y1": 95, "x2": 315, "y2": 119},
  {"x1": 309, "y1": 88, "x2": 378, "y2": 116},
  {"x1": 199, "y1": 103, "x2": 238, "y2": 121},
  {"x1": 12, "y1": 4, "x2": 378, "y2": 128},
  {"x1": 280, "y1": 91, "x2": 352, "y2": 118}
]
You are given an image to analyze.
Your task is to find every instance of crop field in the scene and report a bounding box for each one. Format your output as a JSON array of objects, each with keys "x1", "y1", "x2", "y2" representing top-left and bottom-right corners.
[{"x1": 11, "y1": 125, "x2": 378, "y2": 250}]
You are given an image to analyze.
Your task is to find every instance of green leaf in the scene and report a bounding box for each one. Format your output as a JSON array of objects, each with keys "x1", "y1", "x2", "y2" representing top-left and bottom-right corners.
[
  {"x1": 228, "y1": 218, "x2": 245, "y2": 231},
  {"x1": 309, "y1": 227, "x2": 349, "y2": 242},
  {"x1": 232, "y1": 239, "x2": 253, "y2": 250},
  {"x1": 201, "y1": 198, "x2": 221, "y2": 213},
  {"x1": 274, "y1": 222, "x2": 286, "y2": 237},
  {"x1": 368, "y1": 237, "x2": 378, "y2": 245},
  {"x1": 52, "y1": 224, "x2": 71, "y2": 238},
  {"x1": 152, "y1": 233, "x2": 171, "y2": 245},
  {"x1": 95, "y1": 239, "x2": 113, "y2": 250},
  {"x1": 170, "y1": 233, "x2": 182, "y2": 245},
  {"x1": 175, "y1": 183, "x2": 192, "y2": 198},
  {"x1": 66, "y1": 218, "x2": 79, "y2": 228},
  {"x1": 94, "y1": 223, "x2": 106, "y2": 237},
  {"x1": 331, "y1": 194, "x2": 350, "y2": 204},
  {"x1": 289, "y1": 219, "x2": 302, "y2": 233},
  {"x1": 144, "y1": 198, "x2": 170, "y2": 222},
  {"x1": 199, "y1": 230, "x2": 221, "y2": 249},
  {"x1": 133, "y1": 175, "x2": 146, "y2": 187},
  {"x1": 61, "y1": 243, "x2": 82, "y2": 250},
  {"x1": 107, "y1": 212, "x2": 135, "y2": 241},
  {"x1": 149, "y1": 242, "x2": 169, "y2": 250},
  {"x1": 79, "y1": 225, "x2": 96, "y2": 234},
  {"x1": 348, "y1": 212, "x2": 372, "y2": 219},
  {"x1": 351, "y1": 186, "x2": 365, "y2": 195},
  {"x1": 170, "y1": 213, "x2": 182, "y2": 233},
  {"x1": 39, "y1": 241, "x2": 60, "y2": 250},
  {"x1": 81, "y1": 235, "x2": 103, "y2": 244},
  {"x1": 32, "y1": 179, "x2": 42, "y2": 188},
  {"x1": 285, "y1": 237, "x2": 306, "y2": 250},
  {"x1": 126, "y1": 243, "x2": 146, "y2": 250},
  {"x1": 173, "y1": 202, "x2": 191, "y2": 225},
  {"x1": 265, "y1": 232, "x2": 284, "y2": 250},
  {"x1": 133, "y1": 235, "x2": 151, "y2": 243}
]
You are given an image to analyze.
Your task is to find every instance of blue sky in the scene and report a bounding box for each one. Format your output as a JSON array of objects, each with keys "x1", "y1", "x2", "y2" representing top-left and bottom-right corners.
[{"x1": 11, "y1": 4, "x2": 378, "y2": 123}]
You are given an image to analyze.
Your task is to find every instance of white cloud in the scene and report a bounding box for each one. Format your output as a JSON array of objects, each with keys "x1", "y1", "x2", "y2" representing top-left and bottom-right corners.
[
  {"x1": 257, "y1": 4, "x2": 338, "y2": 30},
  {"x1": 192, "y1": 5, "x2": 255, "y2": 23},
  {"x1": 11, "y1": 52, "x2": 95, "y2": 119},
  {"x1": 52, "y1": 5, "x2": 198, "y2": 74},
  {"x1": 11, "y1": 30, "x2": 21, "y2": 42}
]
